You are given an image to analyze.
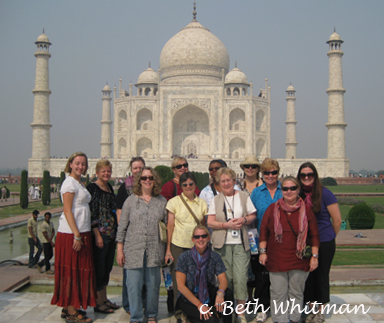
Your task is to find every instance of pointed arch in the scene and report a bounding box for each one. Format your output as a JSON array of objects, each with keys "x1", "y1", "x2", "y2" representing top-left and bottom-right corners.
[
  {"x1": 118, "y1": 138, "x2": 127, "y2": 156},
  {"x1": 229, "y1": 137, "x2": 245, "y2": 159},
  {"x1": 118, "y1": 110, "x2": 127, "y2": 131},
  {"x1": 256, "y1": 138, "x2": 265, "y2": 159},
  {"x1": 229, "y1": 108, "x2": 245, "y2": 131},
  {"x1": 137, "y1": 137, "x2": 152, "y2": 158},
  {"x1": 137, "y1": 108, "x2": 152, "y2": 130},
  {"x1": 256, "y1": 109, "x2": 265, "y2": 131}
]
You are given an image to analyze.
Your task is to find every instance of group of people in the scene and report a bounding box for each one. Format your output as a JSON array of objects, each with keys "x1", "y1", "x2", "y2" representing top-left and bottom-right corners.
[
  {"x1": 49, "y1": 152, "x2": 341, "y2": 323},
  {"x1": 29, "y1": 184, "x2": 42, "y2": 200}
]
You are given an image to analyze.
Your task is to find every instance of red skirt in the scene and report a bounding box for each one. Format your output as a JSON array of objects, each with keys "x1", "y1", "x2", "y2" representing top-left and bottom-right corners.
[{"x1": 51, "y1": 232, "x2": 97, "y2": 309}]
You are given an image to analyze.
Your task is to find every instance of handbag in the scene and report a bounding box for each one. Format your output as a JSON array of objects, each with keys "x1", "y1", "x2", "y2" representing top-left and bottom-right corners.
[
  {"x1": 284, "y1": 212, "x2": 312, "y2": 259},
  {"x1": 158, "y1": 221, "x2": 167, "y2": 243},
  {"x1": 179, "y1": 195, "x2": 201, "y2": 225}
]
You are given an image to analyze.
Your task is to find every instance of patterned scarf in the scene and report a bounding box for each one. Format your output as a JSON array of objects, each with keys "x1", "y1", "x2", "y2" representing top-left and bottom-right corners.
[
  {"x1": 302, "y1": 184, "x2": 314, "y2": 208},
  {"x1": 191, "y1": 246, "x2": 211, "y2": 303},
  {"x1": 273, "y1": 197, "x2": 308, "y2": 259},
  {"x1": 125, "y1": 176, "x2": 134, "y2": 193}
]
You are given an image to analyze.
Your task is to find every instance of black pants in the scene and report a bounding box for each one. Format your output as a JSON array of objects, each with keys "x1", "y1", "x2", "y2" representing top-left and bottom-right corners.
[
  {"x1": 176, "y1": 285, "x2": 234, "y2": 323},
  {"x1": 42, "y1": 243, "x2": 53, "y2": 271},
  {"x1": 250, "y1": 254, "x2": 270, "y2": 311},
  {"x1": 304, "y1": 239, "x2": 336, "y2": 304},
  {"x1": 92, "y1": 235, "x2": 116, "y2": 291}
]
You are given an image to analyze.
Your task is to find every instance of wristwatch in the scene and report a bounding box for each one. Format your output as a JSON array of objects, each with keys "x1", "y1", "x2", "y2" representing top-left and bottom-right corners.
[
  {"x1": 259, "y1": 248, "x2": 267, "y2": 254},
  {"x1": 312, "y1": 254, "x2": 318, "y2": 258}
]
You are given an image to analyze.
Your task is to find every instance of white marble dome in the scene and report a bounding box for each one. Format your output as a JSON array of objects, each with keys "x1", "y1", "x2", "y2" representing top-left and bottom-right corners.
[
  {"x1": 159, "y1": 20, "x2": 229, "y2": 80},
  {"x1": 137, "y1": 67, "x2": 158, "y2": 84},
  {"x1": 328, "y1": 32, "x2": 342, "y2": 42},
  {"x1": 286, "y1": 84, "x2": 295, "y2": 92},
  {"x1": 102, "y1": 84, "x2": 111, "y2": 91},
  {"x1": 225, "y1": 67, "x2": 248, "y2": 84},
  {"x1": 36, "y1": 33, "x2": 50, "y2": 43}
]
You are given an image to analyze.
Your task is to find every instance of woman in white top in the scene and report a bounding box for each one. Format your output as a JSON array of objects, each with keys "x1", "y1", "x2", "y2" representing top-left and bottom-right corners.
[
  {"x1": 207, "y1": 167, "x2": 256, "y2": 323},
  {"x1": 51, "y1": 152, "x2": 96, "y2": 323}
]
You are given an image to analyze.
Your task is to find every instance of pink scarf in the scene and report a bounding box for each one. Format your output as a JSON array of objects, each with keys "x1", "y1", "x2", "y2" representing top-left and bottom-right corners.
[
  {"x1": 273, "y1": 197, "x2": 308, "y2": 259},
  {"x1": 302, "y1": 184, "x2": 314, "y2": 208}
]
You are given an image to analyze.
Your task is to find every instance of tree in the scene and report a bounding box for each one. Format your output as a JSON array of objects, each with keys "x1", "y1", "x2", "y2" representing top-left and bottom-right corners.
[
  {"x1": 348, "y1": 203, "x2": 375, "y2": 230},
  {"x1": 376, "y1": 170, "x2": 384, "y2": 176},
  {"x1": 20, "y1": 170, "x2": 28, "y2": 209},
  {"x1": 85, "y1": 174, "x2": 90, "y2": 186},
  {"x1": 154, "y1": 165, "x2": 174, "y2": 186},
  {"x1": 321, "y1": 177, "x2": 338, "y2": 186},
  {"x1": 42, "y1": 170, "x2": 51, "y2": 205},
  {"x1": 59, "y1": 171, "x2": 65, "y2": 203}
]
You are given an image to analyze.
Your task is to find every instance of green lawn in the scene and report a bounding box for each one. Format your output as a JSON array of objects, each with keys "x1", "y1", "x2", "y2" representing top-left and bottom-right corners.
[
  {"x1": 0, "y1": 198, "x2": 62, "y2": 218},
  {"x1": 327, "y1": 184, "x2": 384, "y2": 194},
  {"x1": 3, "y1": 183, "x2": 21, "y2": 193},
  {"x1": 333, "y1": 249, "x2": 384, "y2": 266}
]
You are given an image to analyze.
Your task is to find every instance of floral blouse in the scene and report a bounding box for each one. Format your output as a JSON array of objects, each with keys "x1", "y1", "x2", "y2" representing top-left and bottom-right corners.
[{"x1": 87, "y1": 182, "x2": 117, "y2": 238}]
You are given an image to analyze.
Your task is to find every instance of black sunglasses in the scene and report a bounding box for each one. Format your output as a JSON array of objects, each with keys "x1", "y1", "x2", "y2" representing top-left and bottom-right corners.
[
  {"x1": 263, "y1": 170, "x2": 278, "y2": 176},
  {"x1": 140, "y1": 176, "x2": 154, "y2": 181},
  {"x1": 282, "y1": 185, "x2": 298, "y2": 192},
  {"x1": 300, "y1": 172, "x2": 315, "y2": 180},
  {"x1": 182, "y1": 182, "x2": 195, "y2": 187},
  {"x1": 244, "y1": 164, "x2": 258, "y2": 169},
  {"x1": 174, "y1": 163, "x2": 189, "y2": 169},
  {"x1": 209, "y1": 166, "x2": 221, "y2": 171},
  {"x1": 193, "y1": 234, "x2": 209, "y2": 239}
]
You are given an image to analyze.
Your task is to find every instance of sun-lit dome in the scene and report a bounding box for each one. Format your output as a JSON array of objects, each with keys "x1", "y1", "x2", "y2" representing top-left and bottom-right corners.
[
  {"x1": 36, "y1": 32, "x2": 51, "y2": 44},
  {"x1": 102, "y1": 84, "x2": 111, "y2": 91},
  {"x1": 159, "y1": 20, "x2": 229, "y2": 81},
  {"x1": 225, "y1": 67, "x2": 248, "y2": 84},
  {"x1": 286, "y1": 84, "x2": 295, "y2": 92},
  {"x1": 137, "y1": 67, "x2": 159, "y2": 84}
]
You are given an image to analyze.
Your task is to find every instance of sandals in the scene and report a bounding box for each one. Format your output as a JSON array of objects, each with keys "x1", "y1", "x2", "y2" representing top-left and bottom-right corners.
[
  {"x1": 65, "y1": 311, "x2": 93, "y2": 323},
  {"x1": 105, "y1": 299, "x2": 121, "y2": 310},
  {"x1": 61, "y1": 308, "x2": 86, "y2": 319},
  {"x1": 94, "y1": 303, "x2": 115, "y2": 314}
]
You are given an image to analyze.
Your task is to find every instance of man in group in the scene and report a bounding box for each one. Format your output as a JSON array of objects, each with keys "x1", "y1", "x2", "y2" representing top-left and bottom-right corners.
[
  {"x1": 38, "y1": 212, "x2": 55, "y2": 274},
  {"x1": 27, "y1": 209, "x2": 44, "y2": 269}
]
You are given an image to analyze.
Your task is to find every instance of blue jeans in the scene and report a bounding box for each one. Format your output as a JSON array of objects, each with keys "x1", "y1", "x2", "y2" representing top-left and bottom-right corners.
[
  {"x1": 126, "y1": 256, "x2": 160, "y2": 322},
  {"x1": 123, "y1": 268, "x2": 130, "y2": 312},
  {"x1": 28, "y1": 237, "x2": 43, "y2": 268}
]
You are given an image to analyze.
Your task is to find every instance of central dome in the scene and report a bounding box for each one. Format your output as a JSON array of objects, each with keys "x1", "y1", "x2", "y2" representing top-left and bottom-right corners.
[{"x1": 159, "y1": 20, "x2": 229, "y2": 81}]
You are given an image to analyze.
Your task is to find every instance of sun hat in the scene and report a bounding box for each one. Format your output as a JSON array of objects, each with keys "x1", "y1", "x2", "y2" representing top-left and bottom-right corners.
[{"x1": 240, "y1": 156, "x2": 261, "y2": 170}]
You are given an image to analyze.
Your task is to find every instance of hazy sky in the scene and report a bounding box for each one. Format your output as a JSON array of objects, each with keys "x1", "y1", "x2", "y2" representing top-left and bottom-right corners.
[{"x1": 0, "y1": 1, "x2": 383, "y2": 172}]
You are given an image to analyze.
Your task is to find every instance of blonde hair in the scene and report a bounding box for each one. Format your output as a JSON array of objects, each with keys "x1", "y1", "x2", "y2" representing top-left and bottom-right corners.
[
  {"x1": 132, "y1": 167, "x2": 162, "y2": 196},
  {"x1": 95, "y1": 159, "x2": 112, "y2": 174},
  {"x1": 261, "y1": 158, "x2": 280, "y2": 174},
  {"x1": 171, "y1": 156, "x2": 187, "y2": 169},
  {"x1": 281, "y1": 176, "x2": 300, "y2": 187},
  {"x1": 192, "y1": 224, "x2": 210, "y2": 238},
  {"x1": 215, "y1": 167, "x2": 236, "y2": 183},
  {"x1": 64, "y1": 152, "x2": 88, "y2": 175}
]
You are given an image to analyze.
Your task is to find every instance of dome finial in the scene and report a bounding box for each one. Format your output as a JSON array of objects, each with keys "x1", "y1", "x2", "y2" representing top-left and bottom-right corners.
[
  {"x1": 193, "y1": 2, "x2": 197, "y2": 21},
  {"x1": 334, "y1": 27, "x2": 336, "y2": 32},
  {"x1": 149, "y1": 61, "x2": 151, "y2": 68},
  {"x1": 235, "y1": 61, "x2": 237, "y2": 68}
]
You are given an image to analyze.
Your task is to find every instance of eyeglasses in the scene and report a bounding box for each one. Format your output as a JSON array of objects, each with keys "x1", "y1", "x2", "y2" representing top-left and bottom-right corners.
[
  {"x1": 244, "y1": 164, "x2": 258, "y2": 169},
  {"x1": 263, "y1": 170, "x2": 278, "y2": 176},
  {"x1": 282, "y1": 186, "x2": 298, "y2": 192},
  {"x1": 182, "y1": 182, "x2": 195, "y2": 187},
  {"x1": 300, "y1": 172, "x2": 315, "y2": 180},
  {"x1": 209, "y1": 167, "x2": 221, "y2": 172},
  {"x1": 193, "y1": 234, "x2": 209, "y2": 239},
  {"x1": 174, "y1": 163, "x2": 189, "y2": 170},
  {"x1": 140, "y1": 176, "x2": 154, "y2": 181}
]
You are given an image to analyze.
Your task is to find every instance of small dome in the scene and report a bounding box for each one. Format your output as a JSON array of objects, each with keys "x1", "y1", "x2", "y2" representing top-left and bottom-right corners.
[
  {"x1": 102, "y1": 84, "x2": 111, "y2": 91},
  {"x1": 225, "y1": 67, "x2": 248, "y2": 84},
  {"x1": 137, "y1": 67, "x2": 158, "y2": 84},
  {"x1": 286, "y1": 84, "x2": 295, "y2": 92},
  {"x1": 36, "y1": 33, "x2": 51, "y2": 44},
  {"x1": 327, "y1": 31, "x2": 343, "y2": 44}
]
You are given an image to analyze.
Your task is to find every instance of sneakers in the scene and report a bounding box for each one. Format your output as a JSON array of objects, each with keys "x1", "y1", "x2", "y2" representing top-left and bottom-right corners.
[
  {"x1": 237, "y1": 316, "x2": 247, "y2": 323},
  {"x1": 46, "y1": 269, "x2": 54, "y2": 275},
  {"x1": 36, "y1": 264, "x2": 43, "y2": 273},
  {"x1": 305, "y1": 313, "x2": 316, "y2": 323},
  {"x1": 312, "y1": 313, "x2": 325, "y2": 323},
  {"x1": 256, "y1": 311, "x2": 268, "y2": 322}
]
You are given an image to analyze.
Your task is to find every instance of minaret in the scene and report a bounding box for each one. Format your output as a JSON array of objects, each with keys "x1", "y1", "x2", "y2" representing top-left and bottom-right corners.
[
  {"x1": 30, "y1": 31, "x2": 52, "y2": 177},
  {"x1": 326, "y1": 29, "x2": 347, "y2": 159},
  {"x1": 100, "y1": 83, "x2": 112, "y2": 158},
  {"x1": 285, "y1": 84, "x2": 297, "y2": 159}
]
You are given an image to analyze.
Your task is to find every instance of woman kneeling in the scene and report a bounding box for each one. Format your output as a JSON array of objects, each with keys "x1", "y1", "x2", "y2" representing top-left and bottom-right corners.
[{"x1": 176, "y1": 225, "x2": 233, "y2": 323}]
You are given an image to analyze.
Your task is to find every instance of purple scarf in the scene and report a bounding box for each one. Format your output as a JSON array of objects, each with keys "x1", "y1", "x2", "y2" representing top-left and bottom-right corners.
[{"x1": 191, "y1": 246, "x2": 210, "y2": 303}]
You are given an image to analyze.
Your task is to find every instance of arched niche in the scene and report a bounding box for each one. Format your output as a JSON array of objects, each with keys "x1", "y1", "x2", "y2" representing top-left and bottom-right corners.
[
  {"x1": 118, "y1": 110, "x2": 127, "y2": 131},
  {"x1": 229, "y1": 137, "x2": 245, "y2": 159},
  {"x1": 172, "y1": 105, "x2": 209, "y2": 157},
  {"x1": 137, "y1": 137, "x2": 152, "y2": 158},
  {"x1": 256, "y1": 137, "x2": 265, "y2": 159},
  {"x1": 256, "y1": 109, "x2": 265, "y2": 131},
  {"x1": 118, "y1": 138, "x2": 127, "y2": 156},
  {"x1": 137, "y1": 108, "x2": 152, "y2": 130},
  {"x1": 229, "y1": 108, "x2": 245, "y2": 131}
]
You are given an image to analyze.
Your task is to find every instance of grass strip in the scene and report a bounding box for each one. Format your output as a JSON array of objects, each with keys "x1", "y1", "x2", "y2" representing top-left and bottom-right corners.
[
  {"x1": 333, "y1": 250, "x2": 384, "y2": 266},
  {"x1": 0, "y1": 198, "x2": 62, "y2": 218}
]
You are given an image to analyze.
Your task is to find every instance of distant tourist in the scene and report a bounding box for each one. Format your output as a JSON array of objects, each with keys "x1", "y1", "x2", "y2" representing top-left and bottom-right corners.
[
  {"x1": 297, "y1": 162, "x2": 342, "y2": 323},
  {"x1": 38, "y1": 212, "x2": 55, "y2": 274},
  {"x1": 1, "y1": 186, "x2": 7, "y2": 201},
  {"x1": 27, "y1": 209, "x2": 44, "y2": 269},
  {"x1": 51, "y1": 152, "x2": 95, "y2": 323},
  {"x1": 29, "y1": 184, "x2": 35, "y2": 200}
]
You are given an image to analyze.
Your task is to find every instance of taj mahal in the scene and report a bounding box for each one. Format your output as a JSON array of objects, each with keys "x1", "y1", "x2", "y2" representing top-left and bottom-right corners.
[{"x1": 28, "y1": 8, "x2": 349, "y2": 178}]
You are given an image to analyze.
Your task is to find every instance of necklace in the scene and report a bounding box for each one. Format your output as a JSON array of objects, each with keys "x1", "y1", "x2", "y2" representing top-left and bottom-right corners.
[
  {"x1": 96, "y1": 180, "x2": 110, "y2": 193},
  {"x1": 140, "y1": 195, "x2": 152, "y2": 203},
  {"x1": 223, "y1": 191, "x2": 235, "y2": 216}
]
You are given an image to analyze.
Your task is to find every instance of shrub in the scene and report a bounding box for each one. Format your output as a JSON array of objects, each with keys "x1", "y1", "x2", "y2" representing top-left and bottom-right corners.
[
  {"x1": 348, "y1": 203, "x2": 375, "y2": 230},
  {"x1": 59, "y1": 171, "x2": 65, "y2": 203},
  {"x1": 155, "y1": 165, "x2": 174, "y2": 186},
  {"x1": 20, "y1": 170, "x2": 29, "y2": 209},
  {"x1": 321, "y1": 177, "x2": 338, "y2": 186},
  {"x1": 42, "y1": 170, "x2": 51, "y2": 205},
  {"x1": 337, "y1": 197, "x2": 365, "y2": 205},
  {"x1": 85, "y1": 174, "x2": 90, "y2": 186},
  {"x1": 370, "y1": 203, "x2": 384, "y2": 214}
]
